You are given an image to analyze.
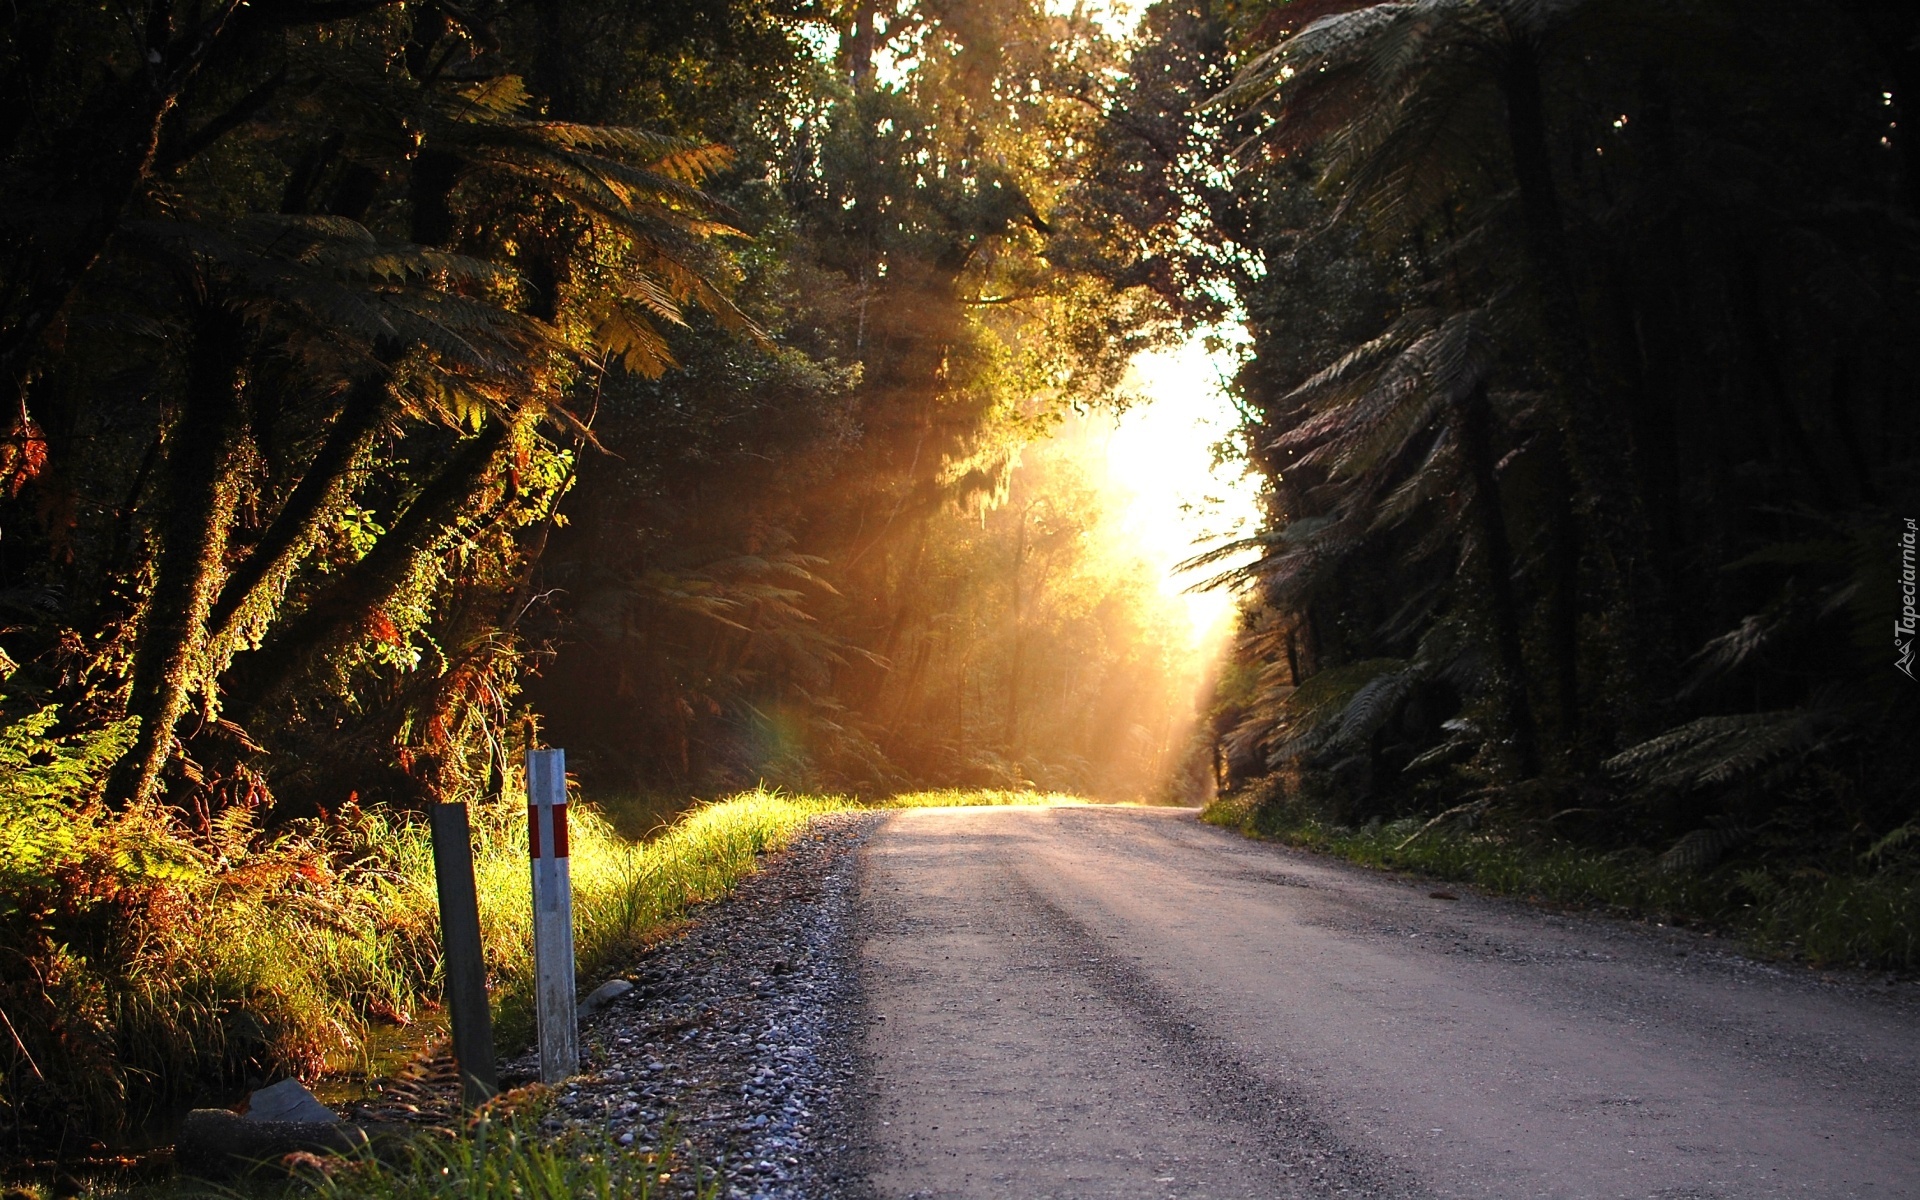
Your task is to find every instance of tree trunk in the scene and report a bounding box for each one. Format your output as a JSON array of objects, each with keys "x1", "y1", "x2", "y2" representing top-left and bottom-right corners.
[
  {"x1": 1731, "y1": 250, "x2": 1838, "y2": 507},
  {"x1": 110, "y1": 303, "x2": 249, "y2": 808},
  {"x1": 1500, "y1": 31, "x2": 1668, "y2": 733},
  {"x1": 844, "y1": 0, "x2": 879, "y2": 88},
  {"x1": 227, "y1": 415, "x2": 519, "y2": 720},
  {"x1": 1540, "y1": 433, "x2": 1582, "y2": 757},
  {"x1": 1605, "y1": 261, "x2": 1678, "y2": 562},
  {"x1": 529, "y1": 0, "x2": 581, "y2": 120},
  {"x1": 204, "y1": 371, "x2": 392, "y2": 660},
  {"x1": 1455, "y1": 383, "x2": 1541, "y2": 779},
  {"x1": 408, "y1": 147, "x2": 462, "y2": 248},
  {"x1": 1826, "y1": 357, "x2": 1882, "y2": 505}
]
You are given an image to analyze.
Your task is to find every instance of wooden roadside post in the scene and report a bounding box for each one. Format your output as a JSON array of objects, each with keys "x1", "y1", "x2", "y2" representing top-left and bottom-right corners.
[
  {"x1": 428, "y1": 801, "x2": 498, "y2": 1109},
  {"x1": 526, "y1": 747, "x2": 579, "y2": 1083}
]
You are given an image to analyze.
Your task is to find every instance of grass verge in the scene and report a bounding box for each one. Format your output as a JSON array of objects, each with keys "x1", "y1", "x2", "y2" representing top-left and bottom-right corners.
[
  {"x1": 295, "y1": 1113, "x2": 718, "y2": 1200},
  {"x1": 2, "y1": 778, "x2": 1101, "y2": 1153},
  {"x1": 0, "y1": 781, "x2": 849, "y2": 1152},
  {"x1": 886, "y1": 788, "x2": 1090, "y2": 808},
  {"x1": 478, "y1": 789, "x2": 847, "y2": 1048},
  {"x1": 1203, "y1": 793, "x2": 1920, "y2": 972}
]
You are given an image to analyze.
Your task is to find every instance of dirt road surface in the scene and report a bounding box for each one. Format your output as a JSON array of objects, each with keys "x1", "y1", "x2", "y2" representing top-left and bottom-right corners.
[{"x1": 853, "y1": 805, "x2": 1919, "y2": 1199}]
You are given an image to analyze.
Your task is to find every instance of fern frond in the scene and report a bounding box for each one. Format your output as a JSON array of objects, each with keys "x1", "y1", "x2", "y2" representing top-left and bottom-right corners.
[
  {"x1": 1327, "y1": 662, "x2": 1421, "y2": 746},
  {"x1": 1373, "y1": 428, "x2": 1458, "y2": 529},
  {"x1": 1283, "y1": 307, "x2": 1435, "y2": 404},
  {"x1": 1680, "y1": 602, "x2": 1793, "y2": 697},
  {"x1": 1266, "y1": 656, "x2": 1410, "y2": 763},
  {"x1": 454, "y1": 75, "x2": 533, "y2": 117},
  {"x1": 1603, "y1": 707, "x2": 1850, "y2": 791},
  {"x1": 1657, "y1": 825, "x2": 1750, "y2": 874},
  {"x1": 1405, "y1": 717, "x2": 1481, "y2": 770},
  {"x1": 1864, "y1": 823, "x2": 1920, "y2": 866},
  {"x1": 1211, "y1": 4, "x2": 1412, "y2": 117},
  {"x1": 586, "y1": 302, "x2": 677, "y2": 377}
]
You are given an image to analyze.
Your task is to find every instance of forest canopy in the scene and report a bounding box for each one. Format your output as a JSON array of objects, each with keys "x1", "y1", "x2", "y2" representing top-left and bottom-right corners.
[{"x1": 0, "y1": 0, "x2": 1195, "y2": 817}]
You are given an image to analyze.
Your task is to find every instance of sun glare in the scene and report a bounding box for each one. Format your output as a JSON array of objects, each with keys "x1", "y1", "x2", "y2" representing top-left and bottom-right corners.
[{"x1": 1101, "y1": 331, "x2": 1262, "y2": 647}]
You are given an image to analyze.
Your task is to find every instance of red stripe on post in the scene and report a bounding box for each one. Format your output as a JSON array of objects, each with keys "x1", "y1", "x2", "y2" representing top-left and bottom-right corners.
[
  {"x1": 527, "y1": 803, "x2": 541, "y2": 859},
  {"x1": 553, "y1": 802, "x2": 569, "y2": 858}
]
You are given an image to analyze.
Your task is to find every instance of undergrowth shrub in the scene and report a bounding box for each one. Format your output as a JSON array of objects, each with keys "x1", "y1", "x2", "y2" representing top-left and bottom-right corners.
[
  {"x1": 1745, "y1": 872, "x2": 1920, "y2": 969},
  {"x1": 0, "y1": 693, "x2": 844, "y2": 1154},
  {"x1": 1, "y1": 700, "x2": 447, "y2": 1151}
]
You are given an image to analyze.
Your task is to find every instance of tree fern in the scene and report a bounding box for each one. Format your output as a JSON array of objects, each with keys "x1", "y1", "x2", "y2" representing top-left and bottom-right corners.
[
  {"x1": 1603, "y1": 707, "x2": 1849, "y2": 792},
  {"x1": 1263, "y1": 656, "x2": 1411, "y2": 763}
]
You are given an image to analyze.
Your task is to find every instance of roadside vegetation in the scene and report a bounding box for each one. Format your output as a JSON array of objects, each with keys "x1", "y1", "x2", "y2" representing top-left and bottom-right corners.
[
  {"x1": 1206, "y1": 789, "x2": 1920, "y2": 972},
  {"x1": 889, "y1": 789, "x2": 1090, "y2": 809},
  {"x1": 295, "y1": 1113, "x2": 719, "y2": 1200},
  {"x1": 0, "y1": 753, "x2": 1088, "y2": 1160},
  {"x1": 1104, "y1": 0, "x2": 1920, "y2": 964},
  {"x1": 0, "y1": 737, "x2": 845, "y2": 1155}
]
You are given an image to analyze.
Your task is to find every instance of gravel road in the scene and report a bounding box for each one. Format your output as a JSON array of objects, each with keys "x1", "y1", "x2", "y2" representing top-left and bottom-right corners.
[
  {"x1": 855, "y1": 804, "x2": 1920, "y2": 1200},
  {"x1": 530, "y1": 810, "x2": 882, "y2": 1199}
]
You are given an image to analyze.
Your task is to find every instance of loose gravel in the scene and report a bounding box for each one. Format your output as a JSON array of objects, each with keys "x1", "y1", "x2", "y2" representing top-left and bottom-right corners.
[{"x1": 500, "y1": 811, "x2": 881, "y2": 1200}]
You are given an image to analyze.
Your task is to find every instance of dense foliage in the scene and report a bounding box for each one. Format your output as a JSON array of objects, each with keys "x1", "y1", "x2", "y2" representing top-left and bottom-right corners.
[
  {"x1": 0, "y1": 0, "x2": 1190, "y2": 1150},
  {"x1": 520, "y1": 0, "x2": 1196, "y2": 796},
  {"x1": 1114, "y1": 0, "x2": 1920, "y2": 905}
]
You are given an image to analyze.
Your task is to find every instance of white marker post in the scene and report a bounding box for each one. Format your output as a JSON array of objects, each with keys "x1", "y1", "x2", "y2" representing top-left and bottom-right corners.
[{"x1": 526, "y1": 748, "x2": 578, "y2": 1083}]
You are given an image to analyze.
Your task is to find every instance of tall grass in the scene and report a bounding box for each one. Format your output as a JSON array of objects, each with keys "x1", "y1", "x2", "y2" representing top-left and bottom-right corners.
[
  {"x1": 886, "y1": 789, "x2": 1090, "y2": 808},
  {"x1": 296, "y1": 1114, "x2": 718, "y2": 1200},
  {"x1": 1, "y1": 764, "x2": 1110, "y2": 1150},
  {"x1": 1205, "y1": 794, "x2": 1920, "y2": 972},
  {"x1": 474, "y1": 789, "x2": 847, "y2": 1046},
  {"x1": 0, "y1": 774, "x2": 847, "y2": 1149},
  {"x1": 1744, "y1": 871, "x2": 1920, "y2": 969}
]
